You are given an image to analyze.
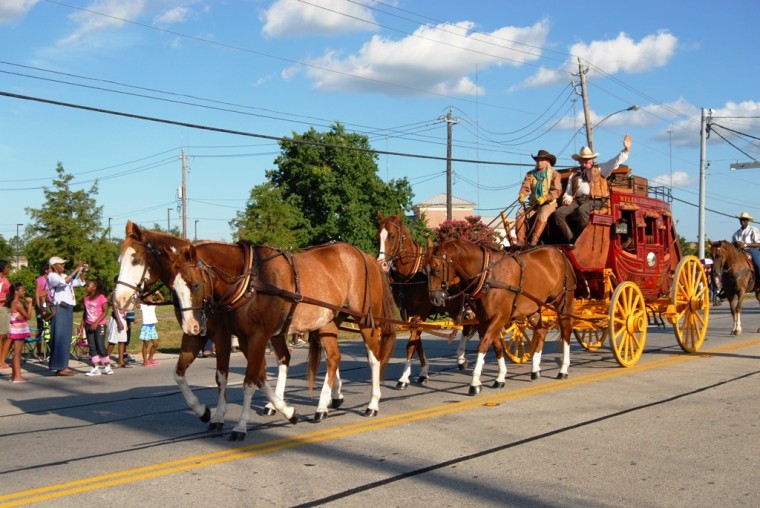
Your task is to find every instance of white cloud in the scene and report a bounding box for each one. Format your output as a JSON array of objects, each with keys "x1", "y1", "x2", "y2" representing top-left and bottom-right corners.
[
  {"x1": 261, "y1": 0, "x2": 376, "y2": 37},
  {"x1": 302, "y1": 20, "x2": 549, "y2": 96},
  {"x1": 0, "y1": 0, "x2": 39, "y2": 24},
  {"x1": 517, "y1": 30, "x2": 678, "y2": 89},
  {"x1": 154, "y1": 6, "x2": 191, "y2": 26},
  {"x1": 651, "y1": 171, "x2": 693, "y2": 187},
  {"x1": 58, "y1": 0, "x2": 149, "y2": 46}
]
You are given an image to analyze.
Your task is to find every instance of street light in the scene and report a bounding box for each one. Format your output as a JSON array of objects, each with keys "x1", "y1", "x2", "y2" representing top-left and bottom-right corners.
[
  {"x1": 16, "y1": 223, "x2": 22, "y2": 269},
  {"x1": 108, "y1": 217, "x2": 112, "y2": 241},
  {"x1": 194, "y1": 220, "x2": 199, "y2": 241},
  {"x1": 167, "y1": 208, "x2": 172, "y2": 232},
  {"x1": 588, "y1": 105, "x2": 640, "y2": 151}
]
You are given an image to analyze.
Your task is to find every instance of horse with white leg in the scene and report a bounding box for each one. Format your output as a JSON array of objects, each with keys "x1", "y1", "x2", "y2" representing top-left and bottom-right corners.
[
  {"x1": 376, "y1": 212, "x2": 478, "y2": 388},
  {"x1": 426, "y1": 239, "x2": 576, "y2": 394},
  {"x1": 166, "y1": 241, "x2": 397, "y2": 440}
]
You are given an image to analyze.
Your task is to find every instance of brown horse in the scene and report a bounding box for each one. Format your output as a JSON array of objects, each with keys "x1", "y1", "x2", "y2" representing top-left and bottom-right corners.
[
  {"x1": 376, "y1": 212, "x2": 476, "y2": 388},
  {"x1": 167, "y1": 241, "x2": 397, "y2": 440},
  {"x1": 112, "y1": 222, "x2": 284, "y2": 433},
  {"x1": 426, "y1": 240, "x2": 576, "y2": 394},
  {"x1": 709, "y1": 240, "x2": 760, "y2": 335}
]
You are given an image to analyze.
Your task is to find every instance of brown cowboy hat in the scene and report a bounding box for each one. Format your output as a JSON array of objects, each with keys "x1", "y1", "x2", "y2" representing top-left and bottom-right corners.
[{"x1": 531, "y1": 149, "x2": 557, "y2": 166}]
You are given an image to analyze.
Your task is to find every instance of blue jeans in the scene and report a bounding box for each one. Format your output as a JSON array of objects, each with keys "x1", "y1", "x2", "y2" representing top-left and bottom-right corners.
[
  {"x1": 49, "y1": 303, "x2": 73, "y2": 371},
  {"x1": 748, "y1": 248, "x2": 760, "y2": 278}
]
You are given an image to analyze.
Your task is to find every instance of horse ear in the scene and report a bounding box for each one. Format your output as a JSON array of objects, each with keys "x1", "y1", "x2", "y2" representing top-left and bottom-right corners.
[
  {"x1": 126, "y1": 220, "x2": 140, "y2": 239},
  {"x1": 377, "y1": 210, "x2": 384, "y2": 220}
]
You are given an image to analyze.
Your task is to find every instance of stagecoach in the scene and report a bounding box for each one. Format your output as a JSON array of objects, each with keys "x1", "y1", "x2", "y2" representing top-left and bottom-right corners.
[{"x1": 501, "y1": 165, "x2": 710, "y2": 367}]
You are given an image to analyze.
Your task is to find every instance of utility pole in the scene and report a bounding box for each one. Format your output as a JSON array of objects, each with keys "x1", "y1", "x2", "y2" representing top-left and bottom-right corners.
[
  {"x1": 576, "y1": 58, "x2": 594, "y2": 150},
  {"x1": 180, "y1": 149, "x2": 188, "y2": 239},
  {"x1": 698, "y1": 108, "x2": 712, "y2": 260},
  {"x1": 442, "y1": 107, "x2": 459, "y2": 220}
]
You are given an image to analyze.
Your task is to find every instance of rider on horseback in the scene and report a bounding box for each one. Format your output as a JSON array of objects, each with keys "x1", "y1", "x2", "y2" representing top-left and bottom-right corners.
[{"x1": 731, "y1": 211, "x2": 760, "y2": 289}]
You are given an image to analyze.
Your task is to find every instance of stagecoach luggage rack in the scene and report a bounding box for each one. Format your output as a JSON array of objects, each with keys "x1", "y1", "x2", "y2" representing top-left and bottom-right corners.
[{"x1": 610, "y1": 175, "x2": 648, "y2": 196}]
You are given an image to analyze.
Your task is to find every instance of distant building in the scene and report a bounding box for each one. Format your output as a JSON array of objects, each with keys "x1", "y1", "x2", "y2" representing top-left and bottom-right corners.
[
  {"x1": 11, "y1": 256, "x2": 28, "y2": 271},
  {"x1": 413, "y1": 193, "x2": 511, "y2": 246}
]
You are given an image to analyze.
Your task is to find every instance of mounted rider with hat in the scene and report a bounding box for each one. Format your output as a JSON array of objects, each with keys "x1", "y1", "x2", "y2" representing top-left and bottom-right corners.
[{"x1": 732, "y1": 211, "x2": 760, "y2": 283}]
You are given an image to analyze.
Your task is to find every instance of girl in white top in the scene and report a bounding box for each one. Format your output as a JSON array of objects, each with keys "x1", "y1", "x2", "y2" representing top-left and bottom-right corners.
[{"x1": 138, "y1": 292, "x2": 164, "y2": 366}]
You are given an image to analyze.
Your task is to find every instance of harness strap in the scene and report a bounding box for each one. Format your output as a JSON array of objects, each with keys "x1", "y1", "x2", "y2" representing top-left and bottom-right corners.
[{"x1": 219, "y1": 242, "x2": 255, "y2": 310}]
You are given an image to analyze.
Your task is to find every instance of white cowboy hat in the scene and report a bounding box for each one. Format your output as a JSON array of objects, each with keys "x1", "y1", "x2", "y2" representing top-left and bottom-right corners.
[
  {"x1": 572, "y1": 146, "x2": 600, "y2": 161},
  {"x1": 739, "y1": 211, "x2": 754, "y2": 221},
  {"x1": 701, "y1": 258, "x2": 713, "y2": 266},
  {"x1": 48, "y1": 256, "x2": 68, "y2": 265}
]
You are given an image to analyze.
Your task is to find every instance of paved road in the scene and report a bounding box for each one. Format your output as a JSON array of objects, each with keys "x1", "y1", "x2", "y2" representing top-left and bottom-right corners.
[{"x1": 1, "y1": 301, "x2": 759, "y2": 507}]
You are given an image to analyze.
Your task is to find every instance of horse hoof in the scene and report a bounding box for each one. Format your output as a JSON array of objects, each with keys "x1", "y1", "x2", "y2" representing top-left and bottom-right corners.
[
  {"x1": 395, "y1": 381, "x2": 408, "y2": 390},
  {"x1": 314, "y1": 411, "x2": 328, "y2": 422},
  {"x1": 530, "y1": 371, "x2": 541, "y2": 381},
  {"x1": 556, "y1": 372, "x2": 569, "y2": 380},
  {"x1": 363, "y1": 408, "x2": 379, "y2": 417},
  {"x1": 330, "y1": 398, "x2": 344, "y2": 409},
  {"x1": 199, "y1": 407, "x2": 211, "y2": 423},
  {"x1": 288, "y1": 412, "x2": 299, "y2": 425},
  {"x1": 207, "y1": 422, "x2": 224, "y2": 433},
  {"x1": 468, "y1": 385, "x2": 481, "y2": 396},
  {"x1": 416, "y1": 376, "x2": 429, "y2": 385},
  {"x1": 228, "y1": 431, "x2": 246, "y2": 442},
  {"x1": 261, "y1": 407, "x2": 277, "y2": 417},
  {"x1": 458, "y1": 361, "x2": 468, "y2": 371},
  {"x1": 491, "y1": 381, "x2": 505, "y2": 389}
]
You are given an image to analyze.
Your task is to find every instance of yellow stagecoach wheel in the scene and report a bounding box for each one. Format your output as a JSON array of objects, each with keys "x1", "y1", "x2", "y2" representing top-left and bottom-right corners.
[
  {"x1": 608, "y1": 281, "x2": 648, "y2": 367},
  {"x1": 500, "y1": 323, "x2": 534, "y2": 364},
  {"x1": 574, "y1": 327, "x2": 608, "y2": 351},
  {"x1": 671, "y1": 255, "x2": 709, "y2": 353}
]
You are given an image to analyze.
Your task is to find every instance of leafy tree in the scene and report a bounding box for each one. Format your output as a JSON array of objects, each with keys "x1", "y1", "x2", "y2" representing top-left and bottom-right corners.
[
  {"x1": 25, "y1": 162, "x2": 118, "y2": 285},
  {"x1": 262, "y1": 122, "x2": 414, "y2": 252},
  {"x1": 231, "y1": 182, "x2": 311, "y2": 248},
  {"x1": 434, "y1": 216, "x2": 502, "y2": 249},
  {"x1": 0, "y1": 236, "x2": 13, "y2": 262}
]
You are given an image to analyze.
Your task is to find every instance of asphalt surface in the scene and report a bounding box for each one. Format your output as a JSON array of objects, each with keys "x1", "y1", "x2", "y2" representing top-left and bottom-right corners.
[{"x1": 1, "y1": 300, "x2": 759, "y2": 507}]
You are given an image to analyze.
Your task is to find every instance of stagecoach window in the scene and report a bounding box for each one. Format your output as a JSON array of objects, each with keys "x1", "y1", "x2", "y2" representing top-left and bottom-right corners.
[
  {"x1": 644, "y1": 217, "x2": 658, "y2": 245},
  {"x1": 616, "y1": 212, "x2": 636, "y2": 253}
]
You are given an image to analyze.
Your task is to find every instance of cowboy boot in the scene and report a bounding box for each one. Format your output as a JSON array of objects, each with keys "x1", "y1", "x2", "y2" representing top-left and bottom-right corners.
[
  {"x1": 555, "y1": 217, "x2": 574, "y2": 243},
  {"x1": 513, "y1": 215, "x2": 527, "y2": 246},
  {"x1": 528, "y1": 219, "x2": 548, "y2": 246}
]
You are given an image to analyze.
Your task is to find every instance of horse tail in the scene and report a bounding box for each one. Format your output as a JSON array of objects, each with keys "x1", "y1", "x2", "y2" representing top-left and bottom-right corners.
[
  {"x1": 307, "y1": 332, "x2": 322, "y2": 396},
  {"x1": 377, "y1": 264, "x2": 398, "y2": 380}
]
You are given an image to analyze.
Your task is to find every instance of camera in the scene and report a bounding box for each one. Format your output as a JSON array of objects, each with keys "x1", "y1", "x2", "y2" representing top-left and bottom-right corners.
[{"x1": 83, "y1": 263, "x2": 89, "y2": 272}]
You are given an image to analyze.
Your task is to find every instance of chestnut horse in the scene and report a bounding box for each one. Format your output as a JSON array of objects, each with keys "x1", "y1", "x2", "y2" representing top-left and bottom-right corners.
[
  {"x1": 167, "y1": 241, "x2": 397, "y2": 440},
  {"x1": 709, "y1": 240, "x2": 760, "y2": 335},
  {"x1": 113, "y1": 222, "x2": 295, "y2": 432},
  {"x1": 427, "y1": 240, "x2": 576, "y2": 394},
  {"x1": 376, "y1": 212, "x2": 476, "y2": 388}
]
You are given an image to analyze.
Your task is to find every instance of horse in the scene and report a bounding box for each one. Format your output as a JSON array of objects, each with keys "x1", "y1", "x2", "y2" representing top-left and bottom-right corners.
[
  {"x1": 166, "y1": 240, "x2": 398, "y2": 440},
  {"x1": 709, "y1": 240, "x2": 760, "y2": 335},
  {"x1": 376, "y1": 212, "x2": 477, "y2": 388},
  {"x1": 113, "y1": 222, "x2": 291, "y2": 434},
  {"x1": 426, "y1": 239, "x2": 576, "y2": 394}
]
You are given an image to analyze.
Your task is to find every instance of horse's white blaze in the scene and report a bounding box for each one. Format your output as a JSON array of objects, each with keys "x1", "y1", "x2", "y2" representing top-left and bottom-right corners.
[
  {"x1": 114, "y1": 246, "x2": 149, "y2": 310},
  {"x1": 172, "y1": 273, "x2": 201, "y2": 335},
  {"x1": 376, "y1": 228, "x2": 389, "y2": 271},
  {"x1": 173, "y1": 371, "x2": 207, "y2": 418}
]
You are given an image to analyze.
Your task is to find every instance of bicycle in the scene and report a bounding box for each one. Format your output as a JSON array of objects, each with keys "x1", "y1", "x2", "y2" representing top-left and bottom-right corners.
[{"x1": 70, "y1": 323, "x2": 89, "y2": 361}]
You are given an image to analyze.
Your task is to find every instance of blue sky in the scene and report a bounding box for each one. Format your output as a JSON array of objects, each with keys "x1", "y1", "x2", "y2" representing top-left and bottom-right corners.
[{"x1": 1, "y1": 0, "x2": 759, "y2": 247}]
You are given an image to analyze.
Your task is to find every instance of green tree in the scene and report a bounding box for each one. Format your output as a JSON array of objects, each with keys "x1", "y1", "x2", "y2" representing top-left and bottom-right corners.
[
  {"x1": 263, "y1": 122, "x2": 414, "y2": 252},
  {"x1": 0, "y1": 236, "x2": 13, "y2": 262},
  {"x1": 25, "y1": 162, "x2": 118, "y2": 285},
  {"x1": 231, "y1": 182, "x2": 311, "y2": 248}
]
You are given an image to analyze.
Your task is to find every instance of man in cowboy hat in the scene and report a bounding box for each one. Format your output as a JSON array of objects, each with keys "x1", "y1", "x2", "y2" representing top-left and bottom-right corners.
[
  {"x1": 514, "y1": 149, "x2": 562, "y2": 246},
  {"x1": 553, "y1": 134, "x2": 632, "y2": 243},
  {"x1": 732, "y1": 211, "x2": 760, "y2": 281}
]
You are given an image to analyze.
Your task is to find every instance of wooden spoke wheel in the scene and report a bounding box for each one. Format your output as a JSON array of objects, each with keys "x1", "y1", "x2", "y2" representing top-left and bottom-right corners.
[
  {"x1": 574, "y1": 327, "x2": 608, "y2": 351},
  {"x1": 608, "y1": 281, "x2": 648, "y2": 367},
  {"x1": 500, "y1": 323, "x2": 534, "y2": 364},
  {"x1": 671, "y1": 255, "x2": 709, "y2": 353}
]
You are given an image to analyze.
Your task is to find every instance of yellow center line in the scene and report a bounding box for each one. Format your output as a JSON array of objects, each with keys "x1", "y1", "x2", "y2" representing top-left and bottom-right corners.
[{"x1": 2, "y1": 337, "x2": 759, "y2": 507}]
